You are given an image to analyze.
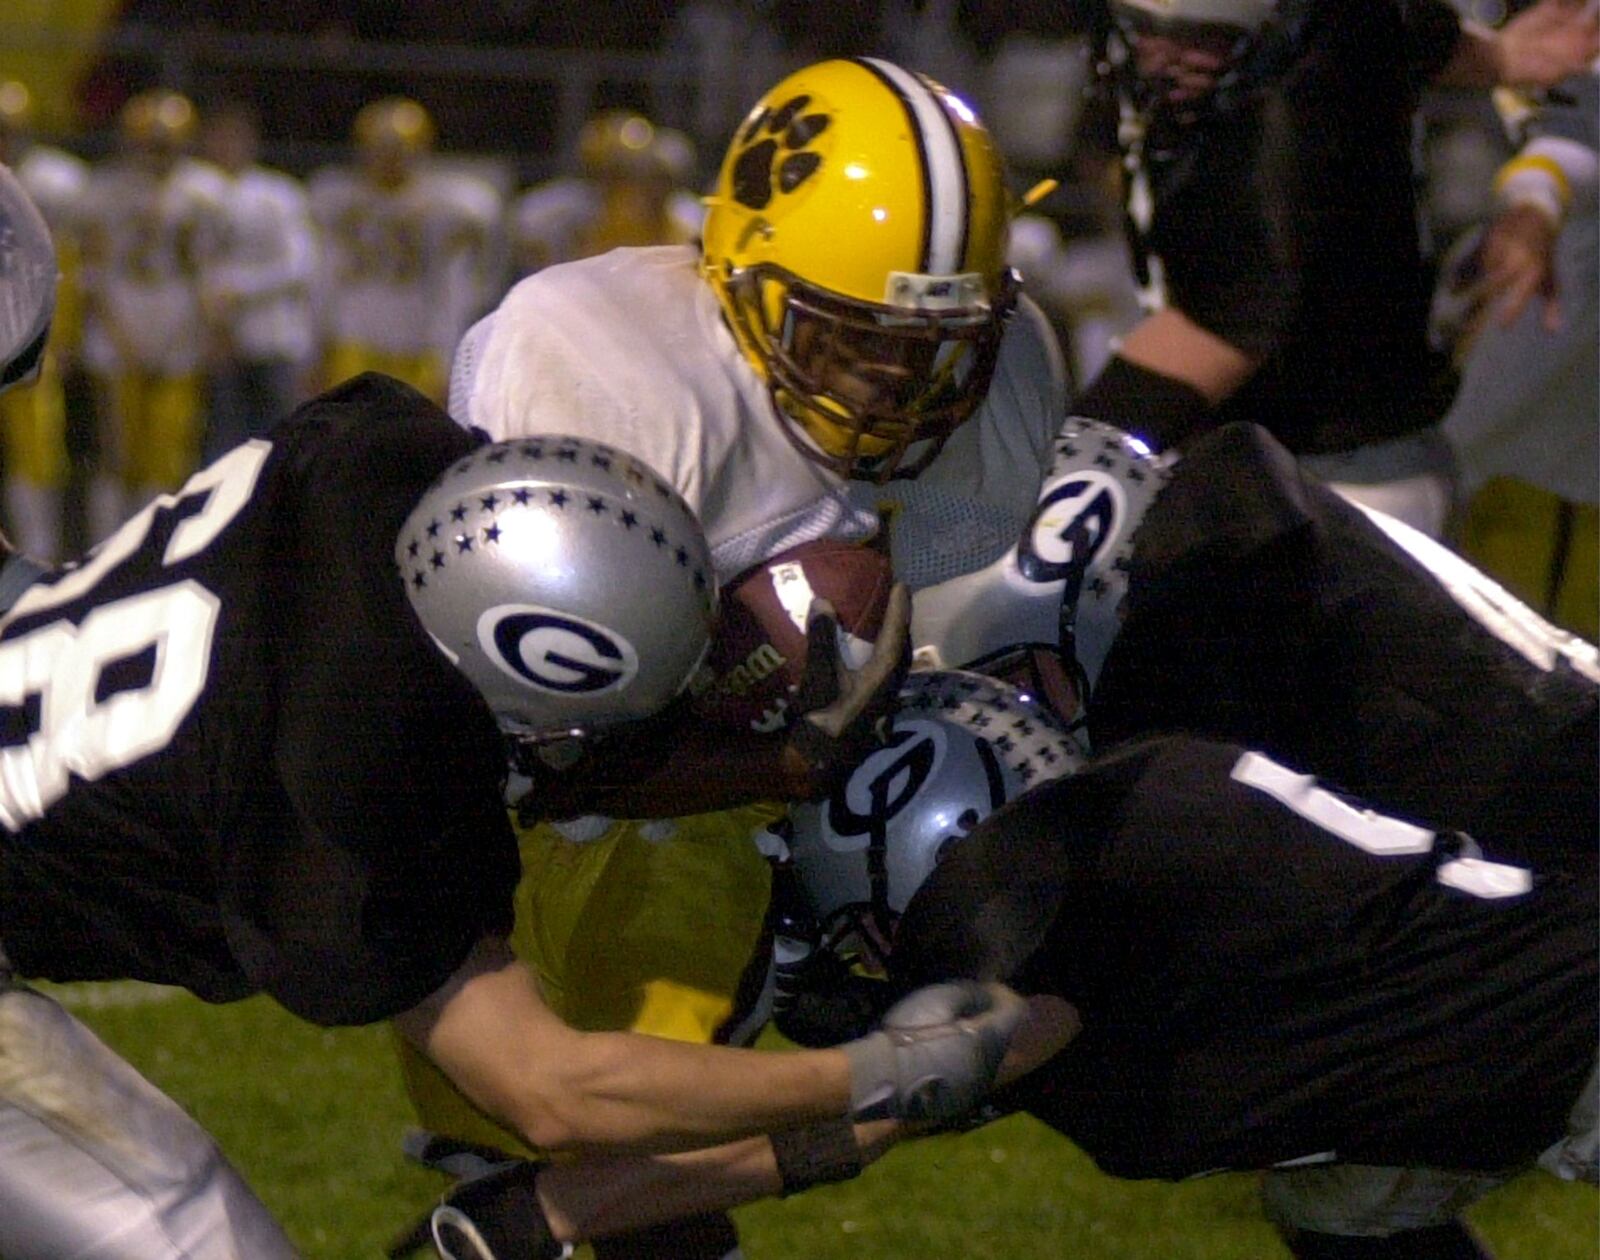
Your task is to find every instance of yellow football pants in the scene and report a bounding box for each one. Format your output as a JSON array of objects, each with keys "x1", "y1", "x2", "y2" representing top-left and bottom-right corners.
[
  {"x1": 0, "y1": 352, "x2": 70, "y2": 488},
  {"x1": 395, "y1": 805, "x2": 778, "y2": 1154},
  {"x1": 98, "y1": 371, "x2": 203, "y2": 490}
]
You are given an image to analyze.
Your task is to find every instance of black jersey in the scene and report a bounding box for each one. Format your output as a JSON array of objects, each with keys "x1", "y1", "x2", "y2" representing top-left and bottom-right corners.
[
  {"x1": 0, "y1": 375, "x2": 519, "y2": 1025},
  {"x1": 1114, "y1": 0, "x2": 1457, "y2": 453},
  {"x1": 1090, "y1": 423, "x2": 1599, "y2": 872},
  {"x1": 895, "y1": 733, "x2": 1597, "y2": 1180}
]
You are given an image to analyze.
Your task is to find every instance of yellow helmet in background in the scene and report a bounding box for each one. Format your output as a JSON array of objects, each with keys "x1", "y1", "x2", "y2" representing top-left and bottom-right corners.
[
  {"x1": 354, "y1": 96, "x2": 436, "y2": 155},
  {"x1": 354, "y1": 96, "x2": 435, "y2": 187},
  {"x1": 0, "y1": 80, "x2": 36, "y2": 137},
  {"x1": 701, "y1": 57, "x2": 1017, "y2": 479},
  {"x1": 578, "y1": 109, "x2": 694, "y2": 185},
  {"x1": 119, "y1": 88, "x2": 197, "y2": 153}
]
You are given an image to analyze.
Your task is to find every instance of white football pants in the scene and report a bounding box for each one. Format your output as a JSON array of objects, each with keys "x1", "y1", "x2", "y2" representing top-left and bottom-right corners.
[{"x1": 0, "y1": 983, "x2": 299, "y2": 1259}]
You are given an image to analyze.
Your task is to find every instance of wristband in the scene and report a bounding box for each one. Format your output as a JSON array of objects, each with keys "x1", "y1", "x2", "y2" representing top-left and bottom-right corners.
[
  {"x1": 770, "y1": 1119, "x2": 865, "y2": 1196},
  {"x1": 1073, "y1": 355, "x2": 1210, "y2": 452}
]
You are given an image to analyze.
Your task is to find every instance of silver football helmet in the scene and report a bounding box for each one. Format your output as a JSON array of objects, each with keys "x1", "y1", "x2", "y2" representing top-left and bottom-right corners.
[
  {"x1": 396, "y1": 436, "x2": 717, "y2": 743},
  {"x1": 787, "y1": 669, "x2": 1085, "y2": 975},
  {"x1": 0, "y1": 162, "x2": 55, "y2": 395}
]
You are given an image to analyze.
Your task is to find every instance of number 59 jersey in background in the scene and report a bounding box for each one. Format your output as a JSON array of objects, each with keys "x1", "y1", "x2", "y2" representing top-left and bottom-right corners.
[{"x1": 0, "y1": 374, "x2": 518, "y2": 1026}]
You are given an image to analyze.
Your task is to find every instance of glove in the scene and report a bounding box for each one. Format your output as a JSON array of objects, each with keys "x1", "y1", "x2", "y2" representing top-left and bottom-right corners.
[
  {"x1": 386, "y1": 1131, "x2": 569, "y2": 1260},
  {"x1": 840, "y1": 979, "x2": 1026, "y2": 1124},
  {"x1": 785, "y1": 582, "x2": 912, "y2": 793}
]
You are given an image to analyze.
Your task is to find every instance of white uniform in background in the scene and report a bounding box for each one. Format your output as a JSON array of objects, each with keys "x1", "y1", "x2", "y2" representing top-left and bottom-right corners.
[
  {"x1": 308, "y1": 165, "x2": 501, "y2": 403},
  {"x1": 78, "y1": 156, "x2": 229, "y2": 535},
  {"x1": 451, "y1": 244, "x2": 1065, "y2": 588},
  {"x1": 203, "y1": 162, "x2": 318, "y2": 455}
]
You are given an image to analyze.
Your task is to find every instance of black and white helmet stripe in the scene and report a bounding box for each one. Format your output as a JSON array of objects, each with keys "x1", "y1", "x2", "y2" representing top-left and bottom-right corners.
[{"x1": 854, "y1": 57, "x2": 970, "y2": 275}]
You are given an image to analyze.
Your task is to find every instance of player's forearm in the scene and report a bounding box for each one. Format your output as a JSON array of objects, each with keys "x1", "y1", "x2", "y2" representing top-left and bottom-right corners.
[
  {"x1": 511, "y1": 1028, "x2": 852, "y2": 1156},
  {"x1": 398, "y1": 941, "x2": 851, "y2": 1156},
  {"x1": 535, "y1": 1119, "x2": 904, "y2": 1242}
]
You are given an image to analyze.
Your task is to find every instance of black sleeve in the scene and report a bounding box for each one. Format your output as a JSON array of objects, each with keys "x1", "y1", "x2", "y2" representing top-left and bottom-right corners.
[
  {"x1": 223, "y1": 377, "x2": 520, "y2": 1026},
  {"x1": 1397, "y1": 0, "x2": 1467, "y2": 89}
]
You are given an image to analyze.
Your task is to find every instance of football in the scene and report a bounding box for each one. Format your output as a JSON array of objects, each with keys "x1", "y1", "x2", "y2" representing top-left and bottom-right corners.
[{"x1": 691, "y1": 539, "x2": 895, "y2": 733}]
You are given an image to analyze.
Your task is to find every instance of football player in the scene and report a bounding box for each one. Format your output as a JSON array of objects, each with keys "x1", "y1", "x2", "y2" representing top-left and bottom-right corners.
[
  {"x1": 78, "y1": 88, "x2": 228, "y2": 541},
  {"x1": 0, "y1": 79, "x2": 87, "y2": 564},
  {"x1": 912, "y1": 415, "x2": 1599, "y2": 877},
  {"x1": 783, "y1": 712, "x2": 1598, "y2": 1260},
  {"x1": 309, "y1": 97, "x2": 502, "y2": 405},
  {"x1": 403, "y1": 57, "x2": 1068, "y2": 1258},
  {"x1": 509, "y1": 108, "x2": 704, "y2": 276},
  {"x1": 0, "y1": 168, "x2": 1028, "y2": 1260},
  {"x1": 1068, "y1": 0, "x2": 1597, "y2": 538}
]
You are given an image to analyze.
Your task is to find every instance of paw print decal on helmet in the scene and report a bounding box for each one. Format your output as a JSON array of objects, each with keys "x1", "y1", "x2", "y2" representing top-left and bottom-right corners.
[{"x1": 730, "y1": 94, "x2": 831, "y2": 210}]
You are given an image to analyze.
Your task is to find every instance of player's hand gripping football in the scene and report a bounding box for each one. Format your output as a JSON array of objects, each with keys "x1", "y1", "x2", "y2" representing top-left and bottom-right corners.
[
  {"x1": 783, "y1": 581, "x2": 912, "y2": 794},
  {"x1": 841, "y1": 979, "x2": 1027, "y2": 1125}
]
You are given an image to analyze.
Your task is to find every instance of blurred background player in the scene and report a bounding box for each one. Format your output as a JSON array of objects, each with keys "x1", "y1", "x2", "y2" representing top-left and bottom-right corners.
[
  {"x1": 0, "y1": 78, "x2": 87, "y2": 564},
  {"x1": 1439, "y1": 62, "x2": 1598, "y2": 640},
  {"x1": 197, "y1": 99, "x2": 317, "y2": 461},
  {"x1": 78, "y1": 87, "x2": 227, "y2": 540},
  {"x1": 509, "y1": 107, "x2": 704, "y2": 277},
  {"x1": 309, "y1": 95, "x2": 502, "y2": 405}
]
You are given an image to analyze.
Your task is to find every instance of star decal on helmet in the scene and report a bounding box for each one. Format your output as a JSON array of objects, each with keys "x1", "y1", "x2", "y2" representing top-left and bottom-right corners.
[{"x1": 729, "y1": 94, "x2": 831, "y2": 211}]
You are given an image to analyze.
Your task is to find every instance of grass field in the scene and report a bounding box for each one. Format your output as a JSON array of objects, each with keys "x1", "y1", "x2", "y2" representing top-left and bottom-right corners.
[{"x1": 51, "y1": 980, "x2": 1598, "y2": 1260}]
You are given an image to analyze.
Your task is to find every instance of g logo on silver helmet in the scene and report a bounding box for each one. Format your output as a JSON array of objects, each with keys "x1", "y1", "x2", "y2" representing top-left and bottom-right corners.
[
  {"x1": 822, "y1": 720, "x2": 954, "y2": 854},
  {"x1": 479, "y1": 605, "x2": 639, "y2": 695},
  {"x1": 1017, "y1": 470, "x2": 1126, "y2": 595}
]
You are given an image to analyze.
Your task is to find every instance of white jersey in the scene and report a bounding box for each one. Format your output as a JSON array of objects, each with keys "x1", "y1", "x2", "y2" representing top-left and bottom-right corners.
[
  {"x1": 14, "y1": 145, "x2": 88, "y2": 237},
  {"x1": 206, "y1": 165, "x2": 318, "y2": 364},
  {"x1": 79, "y1": 157, "x2": 229, "y2": 376},
  {"x1": 308, "y1": 165, "x2": 502, "y2": 363},
  {"x1": 452, "y1": 244, "x2": 1064, "y2": 584},
  {"x1": 510, "y1": 176, "x2": 704, "y2": 274}
]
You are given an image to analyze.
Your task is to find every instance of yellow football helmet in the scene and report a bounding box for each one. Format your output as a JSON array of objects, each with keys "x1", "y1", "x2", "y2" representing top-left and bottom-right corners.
[
  {"x1": 119, "y1": 88, "x2": 197, "y2": 154},
  {"x1": 354, "y1": 96, "x2": 435, "y2": 186},
  {"x1": 578, "y1": 109, "x2": 693, "y2": 185},
  {"x1": 0, "y1": 80, "x2": 35, "y2": 137},
  {"x1": 701, "y1": 57, "x2": 1018, "y2": 479}
]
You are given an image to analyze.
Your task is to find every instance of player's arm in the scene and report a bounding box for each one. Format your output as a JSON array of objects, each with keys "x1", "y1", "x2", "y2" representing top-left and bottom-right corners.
[
  {"x1": 1430, "y1": 0, "x2": 1597, "y2": 89},
  {"x1": 402, "y1": 991, "x2": 1077, "y2": 1255},
  {"x1": 393, "y1": 933, "x2": 1024, "y2": 1156}
]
